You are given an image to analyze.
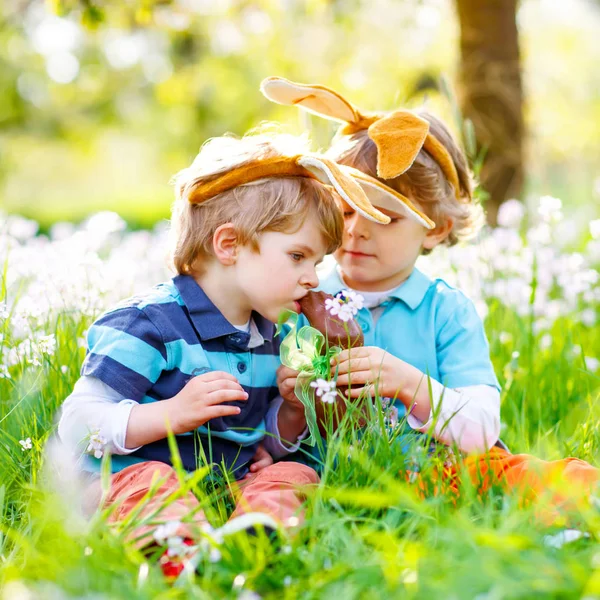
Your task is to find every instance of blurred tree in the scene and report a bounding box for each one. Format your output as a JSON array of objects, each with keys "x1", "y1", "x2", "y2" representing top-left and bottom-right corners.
[{"x1": 456, "y1": 0, "x2": 524, "y2": 225}]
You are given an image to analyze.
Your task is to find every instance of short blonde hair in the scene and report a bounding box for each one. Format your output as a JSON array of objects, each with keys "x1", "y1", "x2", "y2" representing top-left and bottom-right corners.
[
  {"x1": 170, "y1": 132, "x2": 344, "y2": 274},
  {"x1": 327, "y1": 111, "x2": 484, "y2": 252}
]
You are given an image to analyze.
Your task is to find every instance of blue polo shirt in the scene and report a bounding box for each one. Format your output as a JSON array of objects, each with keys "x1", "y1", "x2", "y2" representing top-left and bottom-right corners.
[
  {"x1": 318, "y1": 265, "x2": 500, "y2": 394},
  {"x1": 81, "y1": 275, "x2": 281, "y2": 477}
]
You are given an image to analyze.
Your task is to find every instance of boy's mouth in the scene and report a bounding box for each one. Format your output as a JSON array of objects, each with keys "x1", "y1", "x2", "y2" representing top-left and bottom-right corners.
[{"x1": 344, "y1": 249, "x2": 374, "y2": 259}]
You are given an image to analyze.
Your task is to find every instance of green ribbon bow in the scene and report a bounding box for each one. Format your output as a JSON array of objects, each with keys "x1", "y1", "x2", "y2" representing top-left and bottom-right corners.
[{"x1": 276, "y1": 311, "x2": 341, "y2": 446}]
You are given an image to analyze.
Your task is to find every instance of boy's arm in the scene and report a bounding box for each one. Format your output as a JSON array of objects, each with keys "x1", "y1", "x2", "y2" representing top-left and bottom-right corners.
[
  {"x1": 58, "y1": 376, "x2": 142, "y2": 455},
  {"x1": 332, "y1": 297, "x2": 501, "y2": 452},
  {"x1": 72, "y1": 307, "x2": 246, "y2": 453},
  {"x1": 262, "y1": 396, "x2": 308, "y2": 459}
]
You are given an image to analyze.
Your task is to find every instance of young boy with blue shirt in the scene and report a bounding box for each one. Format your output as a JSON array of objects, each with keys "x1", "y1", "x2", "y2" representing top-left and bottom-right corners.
[
  {"x1": 266, "y1": 78, "x2": 599, "y2": 518},
  {"x1": 58, "y1": 130, "x2": 388, "y2": 576}
]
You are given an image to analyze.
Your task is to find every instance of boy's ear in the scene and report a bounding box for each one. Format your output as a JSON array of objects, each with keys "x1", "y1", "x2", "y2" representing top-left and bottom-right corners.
[
  {"x1": 212, "y1": 223, "x2": 239, "y2": 265},
  {"x1": 423, "y1": 217, "x2": 453, "y2": 251}
]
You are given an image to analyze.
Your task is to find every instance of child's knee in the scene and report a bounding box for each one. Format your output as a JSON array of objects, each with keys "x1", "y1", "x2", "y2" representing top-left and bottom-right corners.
[{"x1": 256, "y1": 461, "x2": 320, "y2": 486}]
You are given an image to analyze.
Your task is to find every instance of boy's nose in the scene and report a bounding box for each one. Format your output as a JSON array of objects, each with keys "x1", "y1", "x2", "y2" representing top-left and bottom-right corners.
[
  {"x1": 301, "y1": 266, "x2": 319, "y2": 289},
  {"x1": 346, "y1": 212, "x2": 370, "y2": 240}
]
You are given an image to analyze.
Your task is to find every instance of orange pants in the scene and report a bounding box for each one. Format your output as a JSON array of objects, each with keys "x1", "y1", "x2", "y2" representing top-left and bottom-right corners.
[
  {"x1": 84, "y1": 460, "x2": 319, "y2": 548},
  {"x1": 421, "y1": 447, "x2": 599, "y2": 522}
]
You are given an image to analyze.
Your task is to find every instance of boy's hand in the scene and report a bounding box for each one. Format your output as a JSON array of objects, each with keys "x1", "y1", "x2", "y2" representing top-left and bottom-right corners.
[
  {"x1": 243, "y1": 444, "x2": 273, "y2": 479},
  {"x1": 168, "y1": 371, "x2": 248, "y2": 434},
  {"x1": 331, "y1": 346, "x2": 410, "y2": 399},
  {"x1": 276, "y1": 365, "x2": 304, "y2": 412}
]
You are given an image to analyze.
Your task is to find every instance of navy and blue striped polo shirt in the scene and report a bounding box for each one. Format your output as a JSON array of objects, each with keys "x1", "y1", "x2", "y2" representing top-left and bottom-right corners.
[{"x1": 82, "y1": 274, "x2": 281, "y2": 478}]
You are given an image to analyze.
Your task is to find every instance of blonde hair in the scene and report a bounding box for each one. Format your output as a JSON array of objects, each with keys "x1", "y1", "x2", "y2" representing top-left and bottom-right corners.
[
  {"x1": 170, "y1": 132, "x2": 344, "y2": 274},
  {"x1": 327, "y1": 111, "x2": 484, "y2": 252}
]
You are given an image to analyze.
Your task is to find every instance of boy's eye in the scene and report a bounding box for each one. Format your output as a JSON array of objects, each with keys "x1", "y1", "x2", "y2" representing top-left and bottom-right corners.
[
  {"x1": 343, "y1": 211, "x2": 355, "y2": 219},
  {"x1": 289, "y1": 252, "x2": 304, "y2": 262}
]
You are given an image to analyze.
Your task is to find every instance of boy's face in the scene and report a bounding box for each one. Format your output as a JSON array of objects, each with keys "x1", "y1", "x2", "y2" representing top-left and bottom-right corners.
[
  {"x1": 334, "y1": 199, "x2": 434, "y2": 292},
  {"x1": 235, "y1": 210, "x2": 328, "y2": 322}
]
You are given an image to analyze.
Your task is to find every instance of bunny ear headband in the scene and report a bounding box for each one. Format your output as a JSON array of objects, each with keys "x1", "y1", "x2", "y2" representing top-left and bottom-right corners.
[
  {"x1": 188, "y1": 154, "x2": 390, "y2": 225},
  {"x1": 261, "y1": 76, "x2": 464, "y2": 230}
]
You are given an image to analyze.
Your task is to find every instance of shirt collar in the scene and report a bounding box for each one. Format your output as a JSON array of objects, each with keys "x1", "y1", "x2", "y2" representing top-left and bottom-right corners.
[
  {"x1": 319, "y1": 266, "x2": 433, "y2": 311},
  {"x1": 173, "y1": 275, "x2": 274, "y2": 343}
]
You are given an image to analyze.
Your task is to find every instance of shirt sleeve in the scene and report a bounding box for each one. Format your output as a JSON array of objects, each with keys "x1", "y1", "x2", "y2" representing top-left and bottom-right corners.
[
  {"x1": 435, "y1": 296, "x2": 500, "y2": 391},
  {"x1": 406, "y1": 379, "x2": 501, "y2": 453},
  {"x1": 81, "y1": 306, "x2": 168, "y2": 401},
  {"x1": 262, "y1": 396, "x2": 308, "y2": 459},
  {"x1": 58, "y1": 375, "x2": 142, "y2": 456}
]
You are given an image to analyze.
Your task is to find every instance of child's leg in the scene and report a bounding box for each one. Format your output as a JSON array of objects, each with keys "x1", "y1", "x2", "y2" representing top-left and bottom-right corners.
[
  {"x1": 230, "y1": 462, "x2": 319, "y2": 527},
  {"x1": 446, "y1": 448, "x2": 599, "y2": 523},
  {"x1": 84, "y1": 461, "x2": 208, "y2": 549}
]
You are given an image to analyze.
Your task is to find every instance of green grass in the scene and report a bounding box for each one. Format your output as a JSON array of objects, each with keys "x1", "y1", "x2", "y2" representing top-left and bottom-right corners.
[{"x1": 1, "y1": 254, "x2": 599, "y2": 599}]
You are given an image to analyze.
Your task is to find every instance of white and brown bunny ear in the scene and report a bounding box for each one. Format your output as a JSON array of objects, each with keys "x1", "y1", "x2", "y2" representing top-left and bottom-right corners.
[
  {"x1": 261, "y1": 77, "x2": 462, "y2": 205},
  {"x1": 187, "y1": 154, "x2": 390, "y2": 225},
  {"x1": 260, "y1": 76, "x2": 362, "y2": 125}
]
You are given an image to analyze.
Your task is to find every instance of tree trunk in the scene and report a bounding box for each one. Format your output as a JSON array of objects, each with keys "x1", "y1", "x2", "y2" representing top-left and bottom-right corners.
[{"x1": 456, "y1": 0, "x2": 524, "y2": 226}]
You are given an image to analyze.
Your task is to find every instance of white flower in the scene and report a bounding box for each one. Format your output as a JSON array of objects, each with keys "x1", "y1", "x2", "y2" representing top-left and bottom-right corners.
[
  {"x1": 590, "y1": 219, "x2": 600, "y2": 240},
  {"x1": 310, "y1": 378, "x2": 337, "y2": 403},
  {"x1": 497, "y1": 199, "x2": 525, "y2": 229},
  {"x1": 86, "y1": 429, "x2": 107, "y2": 459},
  {"x1": 538, "y1": 195, "x2": 563, "y2": 223},
  {"x1": 499, "y1": 332, "x2": 513, "y2": 345},
  {"x1": 539, "y1": 334, "x2": 552, "y2": 351},
  {"x1": 19, "y1": 438, "x2": 32, "y2": 451},
  {"x1": 584, "y1": 357, "x2": 600, "y2": 372},
  {"x1": 153, "y1": 520, "x2": 181, "y2": 545},
  {"x1": 324, "y1": 290, "x2": 364, "y2": 322},
  {"x1": 0, "y1": 365, "x2": 11, "y2": 379},
  {"x1": 324, "y1": 297, "x2": 341, "y2": 317}
]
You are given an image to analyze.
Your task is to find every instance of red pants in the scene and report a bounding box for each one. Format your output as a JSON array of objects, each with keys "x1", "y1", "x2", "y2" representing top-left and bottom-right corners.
[{"x1": 84, "y1": 461, "x2": 319, "y2": 548}]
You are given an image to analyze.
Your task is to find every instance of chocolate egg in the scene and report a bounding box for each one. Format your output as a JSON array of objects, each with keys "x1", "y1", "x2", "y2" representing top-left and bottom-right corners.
[{"x1": 298, "y1": 290, "x2": 364, "y2": 350}]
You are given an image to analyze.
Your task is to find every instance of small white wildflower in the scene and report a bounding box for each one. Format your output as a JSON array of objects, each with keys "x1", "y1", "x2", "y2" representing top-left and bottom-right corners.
[
  {"x1": 511, "y1": 351, "x2": 520, "y2": 360},
  {"x1": 585, "y1": 357, "x2": 600, "y2": 372},
  {"x1": 581, "y1": 308, "x2": 596, "y2": 328},
  {"x1": 283, "y1": 576, "x2": 292, "y2": 587},
  {"x1": 385, "y1": 406, "x2": 399, "y2": 428},
  {"x1": 337, "y1": 303, "x2": 355, "y2": 322},
  {"x1": 497, "y1": 199, "x2": 525, "y2": 229},
  {"x1": 324, "y1": 297, "x2": 341, "y2": 317},
  {"x1": 539, "y1": 334, "x2": 552, "y2": 351},
  {"x1": 325, "y1": 290, "x2": 364, "y2": 322},
  {"x1": 37, "y1": 333, "x2": 56, "y2": 356},
  {"x1": 19, "y1": 438, "x2": 33, "y2": 451},
  {"x1": 286, "y1": 516, "x2": 299, "y2": 527},
  {"x1": 232, "y1": 574, "x2": 246, "y2": 589},
  {"x1": 153, "y1": 520, "x2": 182, "y2": 545},
  {"x1": 0, "y1": 365, "x2": 11, "y2": 379},
  {"x1": 310, "y1": 378, "x2": 336, "y2": 397},
  {"x1": 281, "y1": 544, "x2": 292, "y2": 555},
  {"x1": 166, "y1": 535, "x2": 194, "y2": 558},
  {"x1": 238, "y1": 591, "x2": 261, "y2": 600},
  {"x1": 590, "y1": 219, "x2": 600, "y2": 240},
  {"x1": 499, "y1": 331, "x2": 512, "y2": 345},
  {"x1": 60, "y1": 365, "x2": 69, "y2": 374},
  {"x1": 321, "y1": 390, "x2": 337, "y2": 404},
  {"x1": 538, "y1": 195, "x2": 563, "y2": 223},
  {"x1": 86, "y1": 429, "x2": 107, "y2": 459}
]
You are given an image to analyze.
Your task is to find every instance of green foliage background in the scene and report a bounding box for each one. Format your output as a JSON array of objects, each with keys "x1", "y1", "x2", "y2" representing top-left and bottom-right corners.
[{"x1": 1, "y1": 0, "x2": 600, "y2": 229}]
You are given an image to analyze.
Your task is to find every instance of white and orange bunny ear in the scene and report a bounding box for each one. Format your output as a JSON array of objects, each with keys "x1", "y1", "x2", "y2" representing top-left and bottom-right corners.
[
  {"x1": 187, "y1": 154, "x2": 390, "y2": 225},
  {"x1": 260, "y1": 76, "x2": 362, "y2": 125},
  {"x1": 297, "y1": 155, "x2": 389, "y2": 224},
  {"x1": 261, "y1": 76, "x2": 431, "y2": 181},
  {"x1": 261, "y1": 76, "x2": 462, "y2": 213}
]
